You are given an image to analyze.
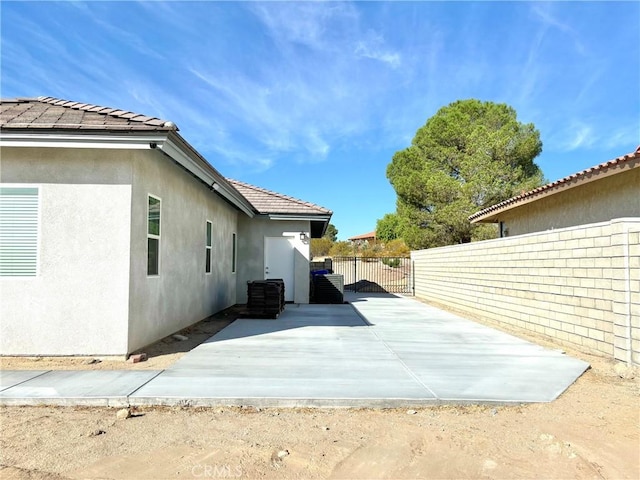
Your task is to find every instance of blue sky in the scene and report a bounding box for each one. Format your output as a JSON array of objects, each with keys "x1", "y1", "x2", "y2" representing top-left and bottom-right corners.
[{"x1": 2, "y1": 1, "x2": 638, "y2": 240}]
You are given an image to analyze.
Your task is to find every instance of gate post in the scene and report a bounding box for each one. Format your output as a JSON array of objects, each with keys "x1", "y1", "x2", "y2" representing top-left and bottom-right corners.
[
  {"x1": 412, "y1": 260, "x2": 415, "y2": 296},
  {"x1": 353, "y1": 256, "x2": 358, "y2": 292}
]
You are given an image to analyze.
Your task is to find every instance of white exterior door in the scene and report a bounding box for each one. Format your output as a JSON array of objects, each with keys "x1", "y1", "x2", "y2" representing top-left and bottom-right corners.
[{"x1": 265, "y1": 237, "x2": 295, "y2": 302}]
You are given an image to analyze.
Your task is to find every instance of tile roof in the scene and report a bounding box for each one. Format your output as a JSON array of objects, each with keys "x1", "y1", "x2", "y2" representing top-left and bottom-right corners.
[
  {"x1": 0, "y1": 96, "x2": 177, "y2": 132},
  {"x1": 348, "y1": 231, "x2": 376, "y2": 241},
  {"x1": 469, "y1": 146, "x2": 640, "y2": 223},
  {"x1": 227, "y1": 179, "x2": 332, "y2": 216}
]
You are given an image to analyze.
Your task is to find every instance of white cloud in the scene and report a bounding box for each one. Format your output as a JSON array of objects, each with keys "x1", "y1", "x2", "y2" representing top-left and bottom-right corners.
[
  {"x1": 249, "y1": 2, "x2": 358, "y2": 51},
  {"x1": 545, "y1": 117, "x2": 638, "y2": 155},
  {"x1": 304, "y1": 129, "x2": 331, "y2": 159},
  {"x1": 205, "y1": 141, "x2": 274, "y2": 173},
  {"x1": 354, "y1": 33, "x2": 401, "y2": 68},
  {"x1": 562, "y1": 125, "x2": 595, "y2": 151},
  {"x1": 603, "y1": 126, "x2": 640, "y2": 151},
  {"x1": 530, "y1": 2, "x2": 587, "y2": 56}
]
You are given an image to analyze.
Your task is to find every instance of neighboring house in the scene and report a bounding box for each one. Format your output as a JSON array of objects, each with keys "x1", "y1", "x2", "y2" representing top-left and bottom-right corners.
[
  {"x1": 0, "y1": 96, "x2": 331, "y2": 356},
  {"x1": 348, "y1": 231, "x2": 376, "y2": 246},
  {"x1": 469, "y1": 147, "x2": 640, "y2": 236}
]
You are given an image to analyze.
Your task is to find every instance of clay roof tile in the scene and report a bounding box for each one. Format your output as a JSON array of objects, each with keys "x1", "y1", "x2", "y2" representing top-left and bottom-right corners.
[{"x1": 0, "y1": 96, "x2": 178, "y2": 132}]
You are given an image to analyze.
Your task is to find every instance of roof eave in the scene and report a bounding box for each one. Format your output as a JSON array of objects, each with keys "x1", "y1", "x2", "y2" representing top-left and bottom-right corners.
[
  {"x1": 266, "y1": 213, "x2": 332, "y2": 221},
  {"x1": 264, "y1": 213, "x2": 332, "y2": 239},
  {"x1": 0, "y1": 129, "x2": 256, "y2": 218},
  {"x1": 0, "y1": 129, "x2": 169, "y2": 149},
  {"x1": 162, "y1": 132, "x2": 255, "y2": 217}
]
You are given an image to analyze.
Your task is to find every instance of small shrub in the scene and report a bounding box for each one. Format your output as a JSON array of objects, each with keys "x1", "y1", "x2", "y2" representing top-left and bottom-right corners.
[
  {"x1": 382, "y1": 257, "x2": 401, "y2": 268},
  {"x1": 360, "y1": 248, "x2": 379, "y2": 262},
  {"x1": 383, "y1": 238, "x2": 410, "y2": 257}
]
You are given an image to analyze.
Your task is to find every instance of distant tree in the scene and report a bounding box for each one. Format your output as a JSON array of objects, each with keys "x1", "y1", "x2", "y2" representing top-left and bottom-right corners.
[
  {"x1": 376, "y1": 213, "x2": 400, "y2": 242},
  {"x1": 323, "y1": 224, "x2": 338, "y2": 242},
  {"x1": 310, "y1": 237, "x2": 333, "y2": 258},
  {"x1": 387, "y1": 99, "x2": 544, "y2": 249}
]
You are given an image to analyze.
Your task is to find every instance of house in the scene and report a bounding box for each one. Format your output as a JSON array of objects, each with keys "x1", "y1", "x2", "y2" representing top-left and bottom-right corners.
[
  {"x1": 0, "y1": 96, "x2": 331, "y2": 356},
  {"x1": 469, "y1": 147, "x2": 640, "y2": 236},
  {"x1": 229, "y1": 179, "x2": 332, "y2": 304},
  {"x1": 348, "y1": 231, "x2": 376, "y2": 246}
]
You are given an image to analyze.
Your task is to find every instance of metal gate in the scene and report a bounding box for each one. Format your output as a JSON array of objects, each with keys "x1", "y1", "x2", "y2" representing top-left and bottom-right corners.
[{"x1": 331, "y1": 256, "x2": 413, "y2": 294}]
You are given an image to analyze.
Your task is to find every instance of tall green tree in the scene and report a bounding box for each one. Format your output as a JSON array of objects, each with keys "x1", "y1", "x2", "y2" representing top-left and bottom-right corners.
[
  {"x1": 387, "y1": 99, "x2": 544, "y2": 249},
  {"x1": 323, "y1": 223, "x2": 338, "y2": 242},
  {"x1": 376, "y1": 213, "x2": 400, "y2": 242}
]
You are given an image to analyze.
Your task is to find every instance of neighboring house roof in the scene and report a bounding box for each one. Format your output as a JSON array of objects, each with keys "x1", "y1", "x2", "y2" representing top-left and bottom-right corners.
[
  {"x1": 227, "y1": 179, "x2": 332, "y2": 216},
  {"x1": 349, "y1": 231, "x2": 376, "y2": 241},
  {"x1": 469, "y1": 146, "x2": 640, "y2": 223},
  {"x1": 0, "y1": 96, "x2": 176, "y2": 131}
]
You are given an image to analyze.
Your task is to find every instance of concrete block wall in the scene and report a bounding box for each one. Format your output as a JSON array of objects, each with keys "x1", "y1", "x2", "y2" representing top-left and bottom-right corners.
[{"x1": 411, "y1": 218, "x2": 640, "y2": 364}]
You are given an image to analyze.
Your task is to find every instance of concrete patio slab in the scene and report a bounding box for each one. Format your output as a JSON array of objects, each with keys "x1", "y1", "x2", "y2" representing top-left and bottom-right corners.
[
  {"x1": 0, "y1": 370, "x2": 48, "y2": 392},
  {"x1": 130, "y1": 294, "x2": 588, "y2": 407},
  {"x1": 130, "y1": 303, "x2": 436, "y2": 407},
  {"x1": 0, "y1": 293, "x2": 590, "y2": 407},
  {"x1": 0, "y1": 370, "x2": 162, "y2": 406},
  {"x1": 349, "y1": 294, "x2": 589, "y2": 403}
]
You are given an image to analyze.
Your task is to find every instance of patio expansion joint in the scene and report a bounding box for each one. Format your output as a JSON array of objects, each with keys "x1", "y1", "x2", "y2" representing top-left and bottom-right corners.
[
  {"x1": 369, "y1": 328, "x2": 439, "y2": 399},
  {"x1": 125, "y1": 369, "x2": 165, "y2": 404},
  {"x1": 0, "y1": 370, "x2": 51, "y2": 393},
  {"x1": 349, "y1": 304, "x2": 440, "y2": 400}
]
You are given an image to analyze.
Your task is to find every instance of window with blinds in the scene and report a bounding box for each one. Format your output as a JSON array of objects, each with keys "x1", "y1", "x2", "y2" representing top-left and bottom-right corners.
[{"x1": 0, "y1": 187, "x2": 39, "y2": 277}]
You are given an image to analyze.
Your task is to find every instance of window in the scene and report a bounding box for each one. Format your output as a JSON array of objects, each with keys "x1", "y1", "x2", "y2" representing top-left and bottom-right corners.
[
  {"x1": 147, "y1": 195, "x2": 161, "y2": 276},
  {"x1": 0, "y1": 187, "x2": 39, "y2": 277},
  {"x1": 205, "y1": 221, "x2": 212, "y2": 274},
  {"x1": 231, "y1": 233, "x2": 237, "y2": 273}
]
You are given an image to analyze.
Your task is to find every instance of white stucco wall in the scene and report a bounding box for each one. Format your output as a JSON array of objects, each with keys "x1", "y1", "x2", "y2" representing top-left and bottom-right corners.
[
  {"x1": 1, "y1": 148, "x2": 132, "y2": 355},
  {"x1": 127, "y1": 150, "x2": 239, "y2": 352},
  {"x1": 1, "y1": 146, "x2": 242, "y2": 355},
  {"x1": 237, "y1": 216, "x2": 310, "y2": 304}
]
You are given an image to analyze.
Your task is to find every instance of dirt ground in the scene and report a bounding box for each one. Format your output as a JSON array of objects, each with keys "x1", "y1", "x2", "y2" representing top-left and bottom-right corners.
[{"x1": 1, "y1": 303, "x2": 639, "y2": 479}]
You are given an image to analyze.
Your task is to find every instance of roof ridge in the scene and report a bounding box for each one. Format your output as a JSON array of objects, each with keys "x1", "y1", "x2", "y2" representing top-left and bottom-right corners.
[
  {"x1": 228, "y1": 178, "x2": 331, "y2": 213},
  {"x1": 34, "y1": 96, "x2": 177, "y2": 130},
  {"x1": 469, "y1": 147, "x2": 640, "y2": 221}
]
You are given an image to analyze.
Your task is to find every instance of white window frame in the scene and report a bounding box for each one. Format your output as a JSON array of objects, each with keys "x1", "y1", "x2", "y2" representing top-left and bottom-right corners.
[
  {"x1": 0, "y1": 185, "x2": 41, "y2": 278},
  {"x1": 147, "y1": 194, "x2": 161, "y2": 277},
  {"x1": 205, "y1": 220, "x2": 213, "y2": 274},
  {"x1": 231, "y1": 232, "x2": 237, "y2": 274}
]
